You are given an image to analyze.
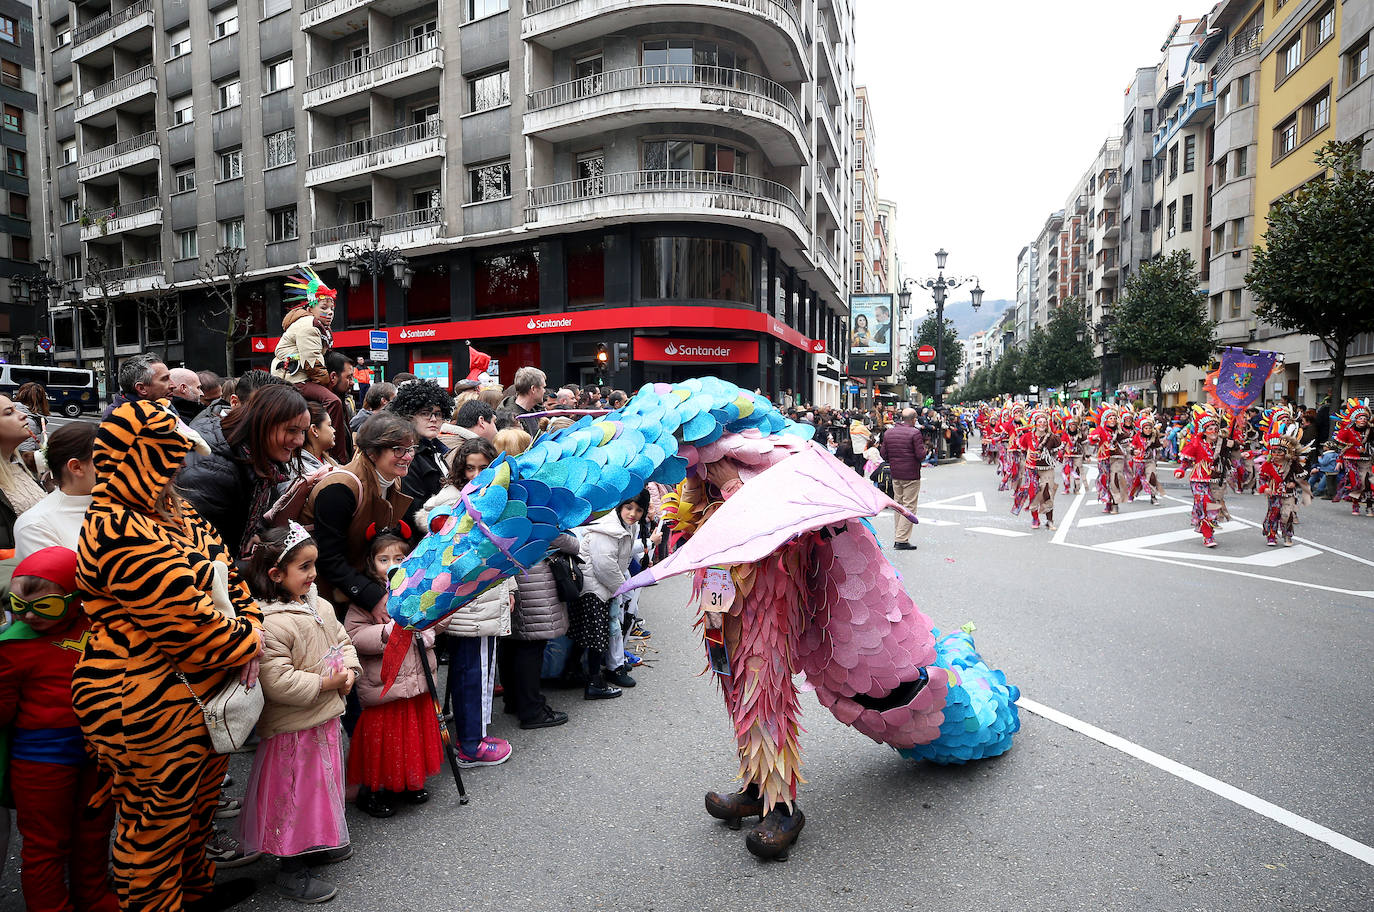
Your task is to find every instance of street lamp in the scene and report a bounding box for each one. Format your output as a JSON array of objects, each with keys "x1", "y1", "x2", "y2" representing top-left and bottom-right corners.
[
  {"x1": 13, "y1": 257, "x2": 66, "y2": 364},
  {"x1": 897, "y1": 249, "x2": 982, "y2": 413},
  {"x1": 337, "y1": 220, "x2": 409, "y2": 332}
]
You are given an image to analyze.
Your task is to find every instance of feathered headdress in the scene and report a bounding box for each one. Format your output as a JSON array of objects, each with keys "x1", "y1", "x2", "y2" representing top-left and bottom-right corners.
[
  {"x1": 1335, "y1": 398, "x2": 1371, "y2": 431},
  {"x1": 284, "y1": 265, "x2": 338, "y2": 310}
]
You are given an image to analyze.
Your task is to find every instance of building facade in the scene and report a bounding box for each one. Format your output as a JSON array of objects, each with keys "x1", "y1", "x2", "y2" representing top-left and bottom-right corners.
[
  {"x1": 0, "y1": 0, "x2": 44, "y2": 362},
  {"x1": 26, "y1": 0, "x2": 856, "y2": 399},
  {"x1": 1118, "y1": 66, "x2": 1157, "y2": 291}
]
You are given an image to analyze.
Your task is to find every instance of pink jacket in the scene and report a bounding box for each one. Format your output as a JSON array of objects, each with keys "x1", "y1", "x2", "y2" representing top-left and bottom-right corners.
[{"x1": 344, "y1": 606, "x2": 438, "y2": 707}]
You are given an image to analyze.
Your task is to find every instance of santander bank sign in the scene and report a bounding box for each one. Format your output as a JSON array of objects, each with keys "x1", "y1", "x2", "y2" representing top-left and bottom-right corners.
[{"x1": 635, "y1": 337, "x2": 759, "y2": 364}]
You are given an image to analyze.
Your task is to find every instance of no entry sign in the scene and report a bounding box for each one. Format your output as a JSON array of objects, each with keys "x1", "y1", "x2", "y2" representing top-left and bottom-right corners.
[{"x1": 916, "y1": 345, "x2": 936, "y2": 363}]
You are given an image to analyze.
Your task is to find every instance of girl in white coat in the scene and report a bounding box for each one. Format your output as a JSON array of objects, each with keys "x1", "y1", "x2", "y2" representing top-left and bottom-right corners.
[{"x1": 575, "y1": 490, "x2": 648, "y2": 698}]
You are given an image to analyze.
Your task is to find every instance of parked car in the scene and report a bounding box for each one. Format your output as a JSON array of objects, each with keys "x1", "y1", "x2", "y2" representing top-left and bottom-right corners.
[{"x1": 0, "y1": 363, "x2": 98, "y2": 417}]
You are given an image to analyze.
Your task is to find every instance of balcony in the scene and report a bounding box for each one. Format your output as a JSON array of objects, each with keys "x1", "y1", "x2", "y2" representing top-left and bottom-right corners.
[
  {"x1": 525, "y1": 169, "x2": 807, "y2": 254},
  {"x1": 72, "y1": 0, "x2": 154, "y2": 62},
  {"x1": 815, "y1": 93, "x2": 841, "y2": 166},
  {"x1": 80, "y1": 196, "x2": 163, "y2": 242},
  {"x1": 303, "y1": 32, "x2": 443, "y2": 113},
  {"x1": 86, "y1": 260, "x2": 164, "y2": 296},
  {"x1": 310, "y1": 205, "x2": 444, "y2": 262},
  {"x1": 522, "y1": 0, "x2": 807, "y2": 74},
  {"x1": 816, "y1": 21, "x2": 840, "y2": 87},
  {"x1": 1102, "y1": 172, "x2": 1120, "y2": 200},
  {"x1": 1098, "y1": 210, "x2": 1119, "y2": 240},
  {"x1": 816, "y1": 166, "x2": 840, "y2": 222},
  {"x1": 527, "y1": 65, "x2": 805, "y2": 166},
  {"x1": 307, "y1": 120, "x2": 444, "y2": 189},
  {"x1": 813, "y1": 234, "x2": 840, "y2": 292},
  {"x1": 75, "y1": 66, "x2": 158, "y2": 126},
  {"x1": 1152, "y1": 82, "x2": 1215, "y2": 157},
  {"x1": 77, "y1": 131, "x2": 160, "y2": 183},
  {"x1": 1214, "y1": 25, "x2": 1263, "y2": 81},
  {"x1": 301, "y1": 0, "x2": 370, "y2": 34}
]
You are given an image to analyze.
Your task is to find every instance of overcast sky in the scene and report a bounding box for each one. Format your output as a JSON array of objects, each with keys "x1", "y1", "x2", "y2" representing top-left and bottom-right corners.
[{"x1": 855, "y1": 0, "x2": 1203, "y2": 309}]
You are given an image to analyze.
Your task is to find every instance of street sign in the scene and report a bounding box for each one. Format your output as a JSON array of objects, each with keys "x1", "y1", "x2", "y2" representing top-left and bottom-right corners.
[
  {"x1": 916, "y1": 344, "x2": 936, "y2": 363},
  {"x1": 369, "y1": 329, "x2": 389, "y2": 363},
  {"x1": 848, "y1": 385, "x2": 860, "y2": 394},
  {"x1": 915, "y1": 364, "x2": 935, "y2": 373},
  {"x1": 37, "y1": 337, "x2": 52, "y2": 352}
]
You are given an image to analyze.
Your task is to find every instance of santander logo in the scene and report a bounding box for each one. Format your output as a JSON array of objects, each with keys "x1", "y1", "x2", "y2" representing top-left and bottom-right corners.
[
  {"x1": 668, "y1": 342, "x2": 733, "y2": 358},
  {"x1": 398, "y1": 328, "x2": 436, "y2": 340},
  {"x1": 527, "y1": 317, "x2": 573, "y2": 330},
  {"x1": 812, "y1": 340, "x2": 824, "y2": 352},
  {"x1": 664, "y1": 342, "x2": 679, "y2": 355}
]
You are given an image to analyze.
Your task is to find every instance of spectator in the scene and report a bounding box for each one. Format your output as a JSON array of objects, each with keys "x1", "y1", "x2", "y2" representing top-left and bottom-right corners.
[
  {"x1": 278, "y1": 401, "x2": 341, "y2": 499},
  {"x1": 73, "y1": 401, "x2": 263, "y2": 911},
  {"x1": 387, "y1": 380, "x2": 453, "y2": 533},
  {"x1": 13, "y1": 422, "x2": 97, "y2": 559},
  {"x1": 322, "y1": 351, "x2": 356, "y2": 462},
  {"x1": 879, "y1": 408, "x2": 926, "y2": 551},
  {"x1": 353, "y1": 357, "x2": 373, "y2": 407},
  {"x1": 505, "y1": 367, "x2": 547, "y2": 437},
  {"x1": 504, "y1": 505, "x2": 578, "y2": 729},
  {"x1": 390, "y1": 372, "x2": 417, "y2": 386},
  {"x1": 178, "y1": 384, "x2": 310, "y2": 559},
  {"x1": 574, "y1": 491, "x2": 648, "y2": 699},
  {"x1": 438, "y1": 399, "x2": 497, "y2": 457},
  {"x1": 12, "y1": 382, "x2": 48, "y2": 479},
  {"x1": 102, "y1": 354, "x2": 170, "y2": 419},
  {"x1": 555, "y1": 387, "x2": 577, "y2": 409},
  {"x1": 198, "y1": 371, "x2": 223, "y2": 409},
  {"x1": 168, "y1": 368, "x2": 205, "y2": 421},
  {"x1": 350, "y1": 382, "x2": 397, "y2": 434},
  {"x1": 478, "y1": 386, "x2": 504, "y2": 409},
  {"x1": 1, "y1": 395, "x2": 46, "y2": 558},
  {"x1": 1301, "y1": 409, "x2": 1318, "y2": 450},
  {"x1": 1315, "y1": 397, "x2": 1332, "y2": 446},
  {"x1": 494, "y1": 426, "x2": 532, "y2": 457},
  {"x1": 607, "y1": 389, "x2": 628, "y2": 410}
]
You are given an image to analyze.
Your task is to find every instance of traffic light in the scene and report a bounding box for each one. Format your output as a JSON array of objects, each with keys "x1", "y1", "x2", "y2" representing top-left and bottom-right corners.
[
  {"x1": 595, "y1": 342, "x2": 609, "y2": 369},
  {"x1": 612, "y1": 342, "x2": 630, "y2": 371}
]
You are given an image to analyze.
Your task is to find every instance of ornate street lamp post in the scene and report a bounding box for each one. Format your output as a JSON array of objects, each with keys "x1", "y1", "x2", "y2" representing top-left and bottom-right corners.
[
  {"x1": 12, "y1": 257, "x2": 67, "y2": 364},
  {"x1": 337, "y1": 220, "x2": 412, "y2": 332}
]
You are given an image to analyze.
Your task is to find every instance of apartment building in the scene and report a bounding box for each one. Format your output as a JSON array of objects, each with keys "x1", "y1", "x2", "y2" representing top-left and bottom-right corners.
[
  {"x1": 1150, "y1": 15, "x2": 1212, "y2": 271},
  {"x1": 31, "y1": 0, "x2": 855, "y2": 398},
  {"x1": 1032, "y1": 210, "x2": 1062, "y2": 332},
  {"x1": 853, "y1": 84, "x2": 878, "y2": 295},
  {"x1": 0, "y1": 0, "x2": 44, "y2": 361},
  {"x1": 1086, "y1": 136, "x2": 1122, "y2": 326},
  {"x1": 1118, "y1": 67, "x2": 1156, "y2": 288},
  {"x1": 1014, "y1": 243, "x2": 1034, "y2": 344}
]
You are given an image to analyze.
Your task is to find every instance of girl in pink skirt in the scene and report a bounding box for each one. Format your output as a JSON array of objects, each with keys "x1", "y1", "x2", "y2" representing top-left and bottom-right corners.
[{"x1": 241, "y1": 523, "x2": 361, "y2": 904}]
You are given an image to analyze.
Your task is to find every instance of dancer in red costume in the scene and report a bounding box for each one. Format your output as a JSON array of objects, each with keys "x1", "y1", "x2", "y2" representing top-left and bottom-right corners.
[
  {"x1": 1257, "y1": 410, "x2": 1310, "y2": 547},
  {"x1": 1128, "y1": 412, "x2": 1164, "y2": 504},
  {"x1": 1332, "y1": 399, "x2": 1373, "y2": 516},
  {"x1": 1012, "y1": 408, "x2": 1063, "y2": 530},
  {"x1": 1089, "y1": 405, "x2": 1129, "y2": 514},
  {"x1": 1176, "y1": 409, "x2": 1231, "y2": 547}
]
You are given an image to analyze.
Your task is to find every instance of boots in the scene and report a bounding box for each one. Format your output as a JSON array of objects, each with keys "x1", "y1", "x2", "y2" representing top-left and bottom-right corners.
[
  {"x1": 1030, "y1": 511, "x2": 1040, "y2": 529},
  {"x1": 745, "y1": 805, "x2": 805, "y2": 861},
  {"x1": 705, "y1": 785, "x2": 763, "y2": 830}
]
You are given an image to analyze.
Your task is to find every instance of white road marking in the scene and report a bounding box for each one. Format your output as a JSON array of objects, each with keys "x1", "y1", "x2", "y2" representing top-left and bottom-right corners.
[
  {"x1": 1017, "y1": 696, "x2": 1374, "y2": 868},
  {"x1": 914, "y1": 517, "x2": 961, "y2": 527},
  {"x1": 1051, "y1": 470, "x2": 1092, "y2": 544},
  {"x1": 1076, "y1": 505, "x2": 1194, "y2": 527},
  {"x1": 1160, "y1": 493, "x2": 1374, "y2": 570},
  {"x1": 923, "y1": 491, "x2": 988, "y2": 512},
  {"x1": 967, "y1": 526, "x2": 1032, "y2": 538},
  {"x1": 1096, "y1": 522, "x2": 1321, "y2": 567}
]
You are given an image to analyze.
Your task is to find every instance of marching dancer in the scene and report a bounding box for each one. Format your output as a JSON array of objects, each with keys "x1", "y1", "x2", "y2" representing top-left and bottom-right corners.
[
  {"x1": 1089, "y1": 405, "x2": 1130, "y2": 515},
  {"x1": 1175, "y1": 408, "x2": 1232, "y2": 548},
  {"x1": 1012, "y1": 408, "x2": 1062, "y2": 530},
  {"x1": 1333, "y1": 399, "x2": 1374, "y2": 516},
  {"x1": 1257, "y1": 414, "x2": 1311, "y2": 547},
  {"x1": 1060, "y1": 408, "x2": 1090, "y2": 495},
  {"x1": 1128, "y1": 412, "x2": 1164, "y2": 505}
]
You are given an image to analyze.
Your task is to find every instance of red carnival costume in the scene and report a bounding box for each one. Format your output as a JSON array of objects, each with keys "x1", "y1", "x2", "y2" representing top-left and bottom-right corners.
[{"x1": 1332, "y1": 399, "x2": 1373, "y2": 515}]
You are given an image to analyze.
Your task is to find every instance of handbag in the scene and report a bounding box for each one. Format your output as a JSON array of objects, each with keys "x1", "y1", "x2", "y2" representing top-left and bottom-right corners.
[
  {"x1": 160, "y1": 561, "x2": 263, "y2": 754},
  {"x1": 547, "y1": 552, "x2": 585, "y2": 606}
]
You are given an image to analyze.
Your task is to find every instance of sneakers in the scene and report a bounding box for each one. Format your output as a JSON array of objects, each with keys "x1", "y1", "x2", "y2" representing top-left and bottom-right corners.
[
  {"x1": 519, "y1": 707, "x2": 569, "y2": 729},
  {"x1": 275, "y1": 868, "x2": 337, "y2": 904},
  {"x1": 627, "y1": 622, "x2": 651, "y2": 640},
  {"x1": 206, "y1": 827, "x2": 261, "y2": 870},
  {"x1": 1266, "y1": 535, "x2": 1277, "y2": 547},
  {"x1": 1203, "y1": 537, "x2": 1218, "y2": 548},
  {"x1": 623, "y1": 651, "x2": 644, "y2": 667},
  {"x1": 214, "y1": 795, "x2": 242, "y2": 819},
  {"x1": 605, "y1": 665, "x2": 637, "y2": 688},
  {"x1": 456, "y1": 737, "x2": 511, "y2": 767}
]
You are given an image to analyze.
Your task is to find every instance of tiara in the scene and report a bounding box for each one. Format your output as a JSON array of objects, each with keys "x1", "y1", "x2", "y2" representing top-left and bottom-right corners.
[{"x1": 277, "y1": 521, "x2": 313, "y2": 565}]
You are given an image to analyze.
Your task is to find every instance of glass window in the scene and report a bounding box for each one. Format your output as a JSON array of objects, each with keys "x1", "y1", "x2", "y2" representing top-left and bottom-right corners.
[
  {"x1": 1, "y1": 61, "x2": 20, "y2": 90},
  {"x1": 176, "y1": 229, "x2": 198, "y2": 260},
  {"x1": 0, "y1": 16, "x2": 17, "y2": 44},
  {"x1": 264, "y1": 58, "x2": 293, "y2": 93},
  {"x1": 9, "y1": 192, "x2": 27, "y2": 219},
  {"x1": 1183, "y1": 135, "x2": 1195, "y2": 172},
  {"x1": 1142, "y1": 109, "x2": 1152, "y2": 133},
  {"x1": 1182, "y1": 194, "x2": 1193, "y2": 232},
  {"x1": 1238, "y1": 74, "x2": 1251, "y2": 104},
  {"x1": 567, "y1": 237, "x2": 605, "y2": 307},
  {"x1": 640, "y1": 237, "x2": 755, "y2": 305},
  {"x1": 469, "y1": 161, "x2": 510, "y2": 202},
  {"x1": 169, "y1": 27, "x2": 191, "y2": 59},
  {"x1": 55, "y1": 79, "x2": 73, "y2": 107},
  {"x1": 62, "y1": 196, "x2": 79, "y2": 223},
  {"x1": 1316, "y1": 6, "x2": 1334, "y2": 44},
  {"x1": 474, "y1": 247, "x2": 539, "y2": 315},
  {"x1": 1276, "y1": 117, "x2": 1298, "y2": 157},
  {"x1": 265, "y1": 129, "x2": 295, "y2": 168},
  {"x1": 55, "y1": 29, "x2": 70, "y2": 48},
  {"x1": 174, "y1": 165, "x2": 196, "y2": 193},
  {"x1": 1308, "y1": 91, "x2": 1330, "y2": 134},
  {"x1": 1168, "y1": 144, "x2": 1178, "y2": 181},
  {"x1": 172, "y1": 95, "x2": 193, "y2": 125},
  {"x1": 1234, "y1": 147, "x2": 1248, "y2": 177},
  {"x1": 469, "y1": 70, "x2": 509, "y2": 112},
  {"x1": 1281, "y1": 37, "x2": 1301, "y2": 77},
  {"x1": 11, "y1": 236, "x2": 31, "y2": 262},
  {"x1": 642, "y1": 140, "x2": 749, "y2": 175},
  {"x1": 3, "y1": 104, "x2": 21, "y2": 133},
  {"x1": 6, "y1": 148, "x2": 24, "y2": 176},
  {"x1": 60, "y1": 140, "x2": 76, "y2": 165},
  {"x1": 220, "y1": 218, "x2": 245, "y2": 248},
  {"x1": 268, "y1": 207, "x2": 297, "y2": 243},
  {"x1": 63, "y1": 254, "x2": 82, "y2": 281},
  {"x1": 218, "y1": 148, "x2": 242, "y2": 181},
  {"x1": 1141, "y1": 158, "x2": 1152, "y2": 182},
  {"x1": 1230, "y1": 217, "x2": 1246, "y2": 248},
  {"x1": 213, "y1": 6, "x2": 239, "y2": 39},
  {"x1": 1229, "y1": 289, "x2": 1242, "y2": 318},
  {"x1": 468, "y1": 0, "x2": 508, "y2": 20},
  {"x1": 216, "y1": 80, "x2": 241, "y2": 111},
  {"x1": 1349, "y1": 38, "x2": 1370, "y2": 85}
]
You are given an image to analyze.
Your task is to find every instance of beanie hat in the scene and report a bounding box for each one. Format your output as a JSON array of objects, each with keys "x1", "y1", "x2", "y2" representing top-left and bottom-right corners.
[{"x1": 12, "y1": 546, "x2": 78, "y2": 594}]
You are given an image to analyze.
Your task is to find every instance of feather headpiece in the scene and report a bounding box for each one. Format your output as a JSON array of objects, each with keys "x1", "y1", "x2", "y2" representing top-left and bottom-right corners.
[{"x1": 284, "y1": 265, "x2": 338, "y2": 310}]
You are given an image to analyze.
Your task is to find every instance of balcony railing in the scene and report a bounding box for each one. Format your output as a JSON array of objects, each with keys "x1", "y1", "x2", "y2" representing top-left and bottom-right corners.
[
  {"x1": 97, "y1": 261, "x2": 163, "y2": 284},
  {"x1": 105, "y1": 196, "x2": 161, "y2": 221},
  {"x1": 1214, "y1": 25, "x2": 1263, "y2": 79},
  {"x1": 527, "y1": 64, "x2": 802, "y2": 128},
  {"x1": 308, "y1": 119, "x2": 442, "y2": 170},
  {"x1": 78, "y1": 65, "x2": 155, "y2": 106},
  {"x1": 83, "y1": 131, "x2": 158, "y2": 167},
  {"x1": 525, "y1": 169, "x2": 805, "y2": 225},
  {"x1": 306, "y1": 32, "x2": 441, "y2": 92},
  {"x1": 74, "y1": 0, "x2": 153, "y2": 47},
  {"x1": 310, "y1": 205, "x2": 443, "y2": 247},
  {"x1": 524, "y1": 0, "x2": 802, "y2": 36}
]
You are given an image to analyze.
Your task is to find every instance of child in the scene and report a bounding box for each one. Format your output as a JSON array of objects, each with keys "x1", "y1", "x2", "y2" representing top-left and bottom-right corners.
[
  {"x1": 0, "y1": 547, "x2": 118, "y2": 912},
  {"x1": 575, "y1": 491, "x2": 648, "y2": 698},
  {"x1": 272, "y1": 267, "x2": 348, "y2": 462},
  {"x1": 345, "y1": 534, "x2": 442, "y2": 818},
  {"x1": 420, "y1": 437, "x2": 515, "y2": 766},
  {"x1": 239, "y1": 524, "x2": 360, "y2": 904}
]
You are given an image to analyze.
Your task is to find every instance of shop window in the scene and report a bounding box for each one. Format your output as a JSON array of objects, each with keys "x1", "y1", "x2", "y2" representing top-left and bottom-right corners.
[
  {"x1": 640, "y1": 236, "x2": 754, "y2": 305},
  {"x1": 405, "y1": 267, "x2": 450, "y2": 322},
  {"x1": 474, "y1": 247, "x2": 540, "y2": 315},
  {"x1": 345, "y1": 280, "x2": 381, "y2": 327},
  {"x1": 567, "y1": 237, "x2": 605, "y2": 307}
]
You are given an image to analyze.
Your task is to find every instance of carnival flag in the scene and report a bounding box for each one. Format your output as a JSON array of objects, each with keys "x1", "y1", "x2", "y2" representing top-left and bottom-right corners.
[{"x1": 1209, "y1": 346, "x2": 1279, "y2": 414}]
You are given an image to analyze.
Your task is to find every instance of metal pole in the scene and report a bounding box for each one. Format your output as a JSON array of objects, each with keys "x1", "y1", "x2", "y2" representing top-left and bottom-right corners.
[
  {"x1": 933, "y1": 279, "x2": 945, "y2": 460},
  {"x1": 371, "y1": 249, "x2": 380, "y2": 332}
]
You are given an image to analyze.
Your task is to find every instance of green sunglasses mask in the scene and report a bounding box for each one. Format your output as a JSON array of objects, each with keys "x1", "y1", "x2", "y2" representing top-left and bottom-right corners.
[{"x1": 8, "y1": 592, "x2": 77, "y2": 621}]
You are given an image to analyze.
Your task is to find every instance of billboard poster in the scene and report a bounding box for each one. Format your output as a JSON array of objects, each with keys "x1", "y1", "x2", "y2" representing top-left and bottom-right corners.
[{"x1": 848, "y1": 293, "x2": 894, "y2": 375}]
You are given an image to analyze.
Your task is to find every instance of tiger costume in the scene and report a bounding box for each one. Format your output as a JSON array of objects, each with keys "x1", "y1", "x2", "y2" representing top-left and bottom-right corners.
[{"x1": 73, "y1": 400, "x2": 263, "y2": 912}]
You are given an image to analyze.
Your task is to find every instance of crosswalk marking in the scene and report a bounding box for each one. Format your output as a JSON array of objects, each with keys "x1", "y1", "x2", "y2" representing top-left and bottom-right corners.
[
  {"x1": 1076, "y1": 505, "x2": 1194, "y2": 527},
  {"x1": 967, "y1": 526, "x2": 1032, "y2": 538},
  {"x1": 922, "y1": 491, "x2": 987, "y2": 512}
]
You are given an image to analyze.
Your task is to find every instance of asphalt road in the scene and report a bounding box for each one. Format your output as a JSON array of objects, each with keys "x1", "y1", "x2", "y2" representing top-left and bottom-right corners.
[{"x1": 2, "y1": 454, "x2": 1371, "y2": 910}]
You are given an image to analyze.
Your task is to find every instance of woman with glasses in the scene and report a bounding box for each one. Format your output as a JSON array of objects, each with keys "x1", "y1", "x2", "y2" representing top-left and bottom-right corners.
[{"x1": 385, "y1": 381, "x2": 453, "y2": 535}]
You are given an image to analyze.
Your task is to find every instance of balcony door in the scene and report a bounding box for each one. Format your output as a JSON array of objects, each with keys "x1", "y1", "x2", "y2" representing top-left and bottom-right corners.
[
  {"x1": 573, "y1": 55, "x2": 603, "y2": 99},
  {"x1": 577, "y1": 151, "x2": 603, "y2": 198}
]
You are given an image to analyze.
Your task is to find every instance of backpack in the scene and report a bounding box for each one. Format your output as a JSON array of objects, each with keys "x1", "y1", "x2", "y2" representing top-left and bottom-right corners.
[{"x1": 871, "y1": 461, "x2": 895, "y2": 499}]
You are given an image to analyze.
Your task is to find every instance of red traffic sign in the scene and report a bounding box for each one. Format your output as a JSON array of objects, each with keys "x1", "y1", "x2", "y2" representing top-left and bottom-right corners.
[{"x1": 916, "y1": 344, "x2": 936, "y2": 363}]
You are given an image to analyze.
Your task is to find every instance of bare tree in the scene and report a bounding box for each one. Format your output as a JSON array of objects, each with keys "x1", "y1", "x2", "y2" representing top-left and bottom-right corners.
[
  {"x1": 131, "y1": 281, "x2": 181, "y2": 364},
  {"x1": 195, "y1": 246, "x2": 251, "y2": 377},
  {"x1": 74, "y1": 257, "x2": 125, "y2": 403}
]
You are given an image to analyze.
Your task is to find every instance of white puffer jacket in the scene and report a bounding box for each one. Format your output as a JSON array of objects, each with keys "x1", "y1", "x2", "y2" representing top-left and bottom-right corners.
[
  {"x1": 577, "y1": 510, "x2": 633, "y2": 600},
  {"x1": 418, "y1": 483, "x2": 513, "y2": 637}
]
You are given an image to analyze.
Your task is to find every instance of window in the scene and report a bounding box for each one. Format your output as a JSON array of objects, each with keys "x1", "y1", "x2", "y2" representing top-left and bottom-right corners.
[
  {"x1": 1168, "y1": 143, "x2": 1179, "y2": 181},
  {"x1": 62, "y1": 196, "x2": 79, "y2": 223},
  {"x1": 1230, "y1": 217, "x2": 1246, "y2": 249},
  {"x1": 1304, "y1": 88, "x2": 1330, "y2": 137},
  {"x1": 641, "y1": 237, "x2": 755, "y2": 305},
  {"x1": 469, "y1": 160, "x2": 511, "y2": 202},
  {"x1": 1348, "y1": 37, "x2": 1370, "y2": 85},
  {"x1": 1143, "y1": 109, "x2": 1152, "y2": 133},
  {"x1": 1183, "y1": 135, "x2": 1196, "y2": 173},
  {"x1": 0, "y1": 16, "x2": 17, "y2": 44},
  {"x1": 6, "y1": 148, "x2": 24, "y2": 176},
  {"x1": 168, "y1": 27, "x2": 191, "y2": 59},
  {"x1": 3, "y1": 61, "x2": 23, "y2": 90},
  {"x1": 1311, "y1": 5, "x2": 1334, "y2": 46},
  {"x1": 468, "y1": 0, "x2": 509, "y2": 20},
  {"x1": 174, "y1": 165, "x2": 196, "y2": 194},
  {"x1": 219, "y1": 218, "x2": 245, "y2": 248},
  {"x1": 175, "y1": 229, "x2": 198, "y2": 260},
  {"x1": 12, "y1": 236, "x2": 30, "y2": 261},
  {"x1": 265, "y1": 129, "x2": 295, "y2": 168},
  {"x1": 1215, "y1": 159, "x2": 1227, "y2": 185},
  {"x1": 1213, "y1": 225, "x2": 1226, "y2": 252},
  {"x1": 1211, "y1": 294, "x2": 1223, "y2": 322},
  {"x1": 469, "y1": 69, "x2": 509, "y2": 113},
  {"x1": 55, "y1": 29, "x2": 70, "y2": 48},
  {"x1": 171, "y1": 95, "x2": 193, "y2": 125},
  {"x1": 268, "y1": 206, "x2": 297, "y2": 243},
  {"x1": 217, "y1": 147, "x2": 242, "y2": 181},
  {"x1": 2, "y1": 104, "x2": 20, "y2": 133},
  {"x1": 1167, "y1": 201, "x2": 1177, "y2": 234},
  {"x1": 9, "y1": 192, "x2": 27, "y2": 219},
  {"x1": 1142, "y1": 158, "x2": 1152, "y2": 182},
  {"x1": 1280, "y1": 37, "x2": 1302, "y2": 80},
  {"x1": 63, "y1": 254, "x2": 82, "y2": 281},
  {"x1": 1182, "y1": 195, "x2": 1194, "y2": 232},
  {"x1": 642, "y1": 139, "x2": 750, "y2": 175},
  {"x1": 216, "y1": 79, "x2": 241, "y2": 111},
  {"x1": 410, "y1": 20, "x2": 437, "y2": 53},
  {"x1": 1237, "y1": 74, "x2": 1251, "y2": 105},
  {"x1": 264, "y1": 58, "x2": 293, "y2": 93},
  {"x1": 1275, "y1": 115, "x2": 1298, "y2": 158},
  {"x1": 213, "y1": 6, "x2": 239, "y2": 39},
  {"x1": 1229, "y1": 289, "x2": 1242, "y2": 318},
  {"x1": 1234, "y1": 147, "x2": 1248, "y2": 177},
  {"x1": 60, "y1": 140, "x2": 76, "y2": 165}
]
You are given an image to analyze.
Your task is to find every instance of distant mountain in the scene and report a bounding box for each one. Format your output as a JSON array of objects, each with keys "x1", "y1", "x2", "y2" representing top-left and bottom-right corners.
[{"x1": 918, "y1": 298, "x2": 1014, "y2": 341}]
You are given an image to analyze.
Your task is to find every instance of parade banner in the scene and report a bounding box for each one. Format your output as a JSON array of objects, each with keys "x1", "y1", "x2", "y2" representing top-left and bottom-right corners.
[{"x1": 1208, "y1": 346, "x2": 1280, "y2": 414}]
